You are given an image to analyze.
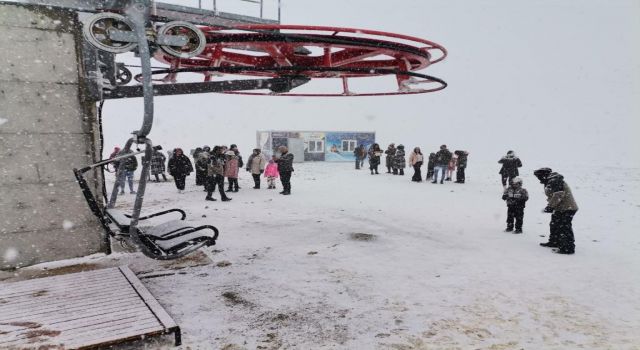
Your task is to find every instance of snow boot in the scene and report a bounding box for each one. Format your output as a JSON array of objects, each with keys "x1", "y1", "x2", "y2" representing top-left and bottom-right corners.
[
  {"x1": 539, "y1": 242, "x2": 558, "y2": 248},
  {"x1": 221, "y1": 197, "x2": 232, "y2": 202},
  {"x1": 514, "y1": 229, "x2": 522, "y2": 234},
  {"x1": 205, "y1": 196, "x2": 217, "y2": 201},
  {"x1": 505, "y1": 227, "x2": 514, "y2": 232}
]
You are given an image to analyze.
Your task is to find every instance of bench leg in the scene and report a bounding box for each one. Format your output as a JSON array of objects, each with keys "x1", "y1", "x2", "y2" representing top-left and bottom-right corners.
[{"x1": 174, "y1": 327, "x2": 182, "y2": 346}]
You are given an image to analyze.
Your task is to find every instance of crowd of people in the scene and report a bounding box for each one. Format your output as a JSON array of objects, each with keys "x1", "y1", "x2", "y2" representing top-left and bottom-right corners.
[
  {"x1": 108, "y1": 144, "x2": 296, "y2": 202},
  {"x1": 356, "y1": 143, "x2": 469, "y2": 184},
  {"x1": 110, "y1": 143, "x2": 578, "y2": 255}
]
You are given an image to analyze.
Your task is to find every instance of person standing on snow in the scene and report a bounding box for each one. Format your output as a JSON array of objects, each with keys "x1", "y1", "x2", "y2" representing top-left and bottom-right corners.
[
  {"x1": 432, "y1": 145, "x2": 452, "y2": 184},
  {"x1": 502, "y1": 177, "x2": 529, "y2": 233},
  {"x1": 385, "y1": 143, "x2": 396, "y2": 173},
  {"x1": 454, "y1": 150, "x2": 469, "y2": 183},
  {"x1": 205, "y1": 146, "x2": 231, "y2": 201},
  {"x1": 409, "y1": 147, "x2": 424, "y2": 182},
  {"x1": 276, "y1": 145, "x2": 294, "y2": 195},
  {"x1": 499, "y1": 150, "x2": 522, "y2": 188},
  {"x1": 168, "y1": 148, "x2": 193, "y2": 193},
  {"x1": 539, "y1": 170, "x2": 579, "y2": 254},
  {"x1": 445, "y1": 154, "x2": 457, "y2": 181},
  {"x1": 246, "y1": 148, "x2": 267, "y2": 189},
  {"x1": 150, "y1": 147, "x2": 167, "y2": 182},
  {"x1": 368, "y1": 143, "x2": 382, "y2": 175},
  {"x1": 264, "y1": 155, "x2": 280, "y2": 189},
  {"x1": 426, "y1": 152, "x2": 436, "y2": 182},
  {"x1": 114, "y1": 149, "x2": 138, "y2": 195},
  {"x1": 394, "y1": 144, "x2": 407, "y2": 176},
  {"x1": 354, "y1": 144, "x2": 367, "y2": 170},
  {"x1": 224, "y1": 149, "x2": 240, "y2": 192}
]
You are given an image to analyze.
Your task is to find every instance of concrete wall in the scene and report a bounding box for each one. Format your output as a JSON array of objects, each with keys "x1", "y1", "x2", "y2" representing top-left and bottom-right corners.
[{"x1": 0, "y1": 4, "x2": 106, "y2": 269}]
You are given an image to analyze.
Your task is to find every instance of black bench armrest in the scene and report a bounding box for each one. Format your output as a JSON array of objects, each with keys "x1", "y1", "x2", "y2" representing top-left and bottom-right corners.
[{"x1": 126, "y1": 208, "x2": 187, "y2": 221}]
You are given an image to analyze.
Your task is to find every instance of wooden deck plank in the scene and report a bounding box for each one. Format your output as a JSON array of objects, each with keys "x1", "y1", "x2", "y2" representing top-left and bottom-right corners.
[
  {"x1": 1, "y1": 293, "x2": 143, "y2": 322},
  {"x1": 0, "y1": 303, "x2": 150, "y2": 333},
  {"x1": 0, "y1": 268, "x2": 118, "y2": 295},
  {"x1": 0, "y1": 273, "x2": 125, "y2": 299},
  {"x1": 1, "y1": 315, "x2": 161, "y2": 344},
  {"x1": 0, "y1": 277, "x2": 135, "y2": 310},
  {"x1": 119, "y1": 266, "x2": 179, "y2": 330},
  {"x1": 0, "y1": 266, "x2": 181, "y2": 349}
]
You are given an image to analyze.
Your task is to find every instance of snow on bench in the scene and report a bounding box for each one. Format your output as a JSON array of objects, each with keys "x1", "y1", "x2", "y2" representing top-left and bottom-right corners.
[{"x1": 0, "y1": 266, "x2": 181, "y2": 349}]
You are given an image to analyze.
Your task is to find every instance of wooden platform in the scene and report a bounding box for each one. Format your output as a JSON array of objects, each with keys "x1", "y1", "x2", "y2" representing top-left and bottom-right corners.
[{"x1": 0, "y1": 266, "x2": 180, "y2": 349}]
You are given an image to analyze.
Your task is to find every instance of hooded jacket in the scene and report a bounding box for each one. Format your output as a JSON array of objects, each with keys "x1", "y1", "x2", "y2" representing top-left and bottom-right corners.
[
  {"x1": 545, "y1": 173, "x2": 579, "y2": 211},
  {"x1": 499, "y1": 153, "x2": 522, "y2": 177},
  {"x1": 168, "y1": 149, "x2": 193, "y2": 177},
  {"x1": 394, "y1": 146, "x2": 407, "y2": 168},
  {"x1": 276, "y1": 152, "x2": 294, "y2": 172}
]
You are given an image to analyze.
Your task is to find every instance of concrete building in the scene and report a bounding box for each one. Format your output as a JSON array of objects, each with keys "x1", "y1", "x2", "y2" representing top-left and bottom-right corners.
[
  {"x1": 0, "y1": 3, "x2": 106, "y2": 269},
  {"x1": 256, "y1": 130, "x2": 376, "y2": 162}
]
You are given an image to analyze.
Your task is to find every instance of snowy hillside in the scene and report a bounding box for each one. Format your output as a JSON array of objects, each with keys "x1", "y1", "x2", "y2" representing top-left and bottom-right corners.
[{"x1": 87, "y1": 161, "x2": 640, "y2": 349}]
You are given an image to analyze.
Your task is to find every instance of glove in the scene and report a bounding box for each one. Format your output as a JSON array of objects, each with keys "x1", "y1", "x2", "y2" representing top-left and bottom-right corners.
[
  {"x1": 543, "y1": 206, "x2": 554, "y2": 213},
  {"x1": 501, "y1": 194, "x2": 507, "y2": 200},
  {"x1": 260, "y1": 170, "x2": 264, "y2": 174}
]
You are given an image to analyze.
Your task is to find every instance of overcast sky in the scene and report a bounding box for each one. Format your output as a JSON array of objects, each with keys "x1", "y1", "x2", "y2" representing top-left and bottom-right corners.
[{"x1": 103, "y1": 0, "x2": 640, "y2": 167}]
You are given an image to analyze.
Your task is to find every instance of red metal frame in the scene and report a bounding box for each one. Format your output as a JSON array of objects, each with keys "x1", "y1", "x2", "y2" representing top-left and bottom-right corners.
[{"x1": 151, "y1": 24, "x2": 447, "y2": 96}]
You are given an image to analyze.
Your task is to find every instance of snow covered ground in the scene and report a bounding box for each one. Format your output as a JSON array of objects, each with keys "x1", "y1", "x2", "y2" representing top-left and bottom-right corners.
[{"x1": 8, "y1": 160, "x2": 640, "y2": 349}]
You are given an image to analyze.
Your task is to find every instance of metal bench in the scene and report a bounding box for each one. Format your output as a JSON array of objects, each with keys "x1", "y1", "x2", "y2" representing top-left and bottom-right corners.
[{"x1": 105, "y1": 208, "x2": 219, "y2": 259}]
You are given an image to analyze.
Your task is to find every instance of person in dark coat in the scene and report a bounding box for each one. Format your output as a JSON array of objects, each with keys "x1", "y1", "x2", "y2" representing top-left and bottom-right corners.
[
  {"x1": 353, "y1": 144, "x2": 367, "y2": 170},
  {"x1": 502, "y1": 177, "x2": 529, "y2": 233},
  {"x1": 194, "y1": 147, "x2": 207, "y2": 186},
  {"x1": 432, "y1": 145, "x2": 452, "y2": 184},
  {"x1": 454, "y1": 150, "x2": 469, "y2": 183},
  {"x1": 276, "y1": 145, "x2": 294, "y2": 195},
  {"x1": 539, "y1": 170, "x2": 579, "y2": 254},
  {"x1": 150, "y1": 148, "x2": 167, "y2": 182},
  {"x1": 114, "y1": 149, "x2": 138, "y2": 194},
  {"x1": 205, "y1": 146, "x2": 231, "y2": 201},
  {"x1": 394, "y1": 145, "x2": 407, "y2": 176},
  {"x1": 498, "y1": 150, "x2": 522, "y2": 188},
  {"x1": 426, "y1": 152, "x2": 436, "y2": 181},
  {"x1": 368, "y1": 143, "x2": 382, "y2": 175},
  {"x1": 168, "y1": 148, "x2": 193, "y2": 193},
  {"x1": 384, "y1": 143, "x2": 396, "y2": 173}
]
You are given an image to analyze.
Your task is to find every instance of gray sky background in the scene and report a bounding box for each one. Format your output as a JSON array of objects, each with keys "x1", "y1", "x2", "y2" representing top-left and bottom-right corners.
[{"x1": 103, "y1": 0, "x2": 640, "y2": 167}]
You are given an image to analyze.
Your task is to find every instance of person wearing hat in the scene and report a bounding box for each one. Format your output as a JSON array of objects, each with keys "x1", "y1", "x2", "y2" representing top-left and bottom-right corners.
[
  {"x1": 502, "y1": 176, "x2": 529, "y2": 233},
  {"x1": 499, "y1": 150, "x2": 522, "y2": 188},
  {"x1": 224, "y1": 149, "x2": 240, "y2": 192},
  {"x1": 275, "y1": 145, "x2": 294, "y2": 195},
  {"x1": 432, "y1": 144, "x2": 452, "y2": 184},
  {"x1": 246, "y1": 148, "x2": 266, "y2": 189},
  {"x1": 539, "y1": 170, "x2": 579, "y2": 254},
  {"x1": 205, "y1": 146, "x2": 231, "y2": 201},
  {"x1": 394, "y1": 144, "x2": 407, "y2": 175}
]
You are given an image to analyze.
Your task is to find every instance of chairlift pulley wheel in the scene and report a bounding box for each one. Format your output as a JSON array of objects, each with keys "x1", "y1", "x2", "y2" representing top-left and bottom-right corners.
[
  {"x1": 157, "y1": 21, "x2": 207, "y2": 59},
  {"x1": 82, "y1": 13, "x2": 138, "y2": 54}
]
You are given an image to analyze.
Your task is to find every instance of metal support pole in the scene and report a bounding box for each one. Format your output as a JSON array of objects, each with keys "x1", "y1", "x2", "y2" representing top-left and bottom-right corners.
[
  {"x1": 278, "y1": 0, "x2": 281, "y2": 22},
  {"x1": 125, "y1": 2, "x2": 154, "y2": 139},
  {"x1": 260, "y1": 0, "x2": 263, "y2": 18}
]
